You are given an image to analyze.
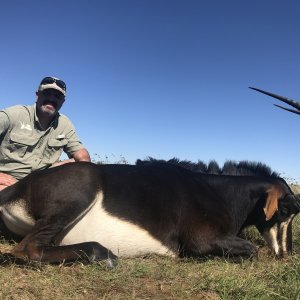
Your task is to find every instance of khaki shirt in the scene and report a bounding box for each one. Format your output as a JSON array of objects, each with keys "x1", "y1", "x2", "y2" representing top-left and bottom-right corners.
[{"x1": 0, "y1": 104, "x2": 84, "y2": 180}]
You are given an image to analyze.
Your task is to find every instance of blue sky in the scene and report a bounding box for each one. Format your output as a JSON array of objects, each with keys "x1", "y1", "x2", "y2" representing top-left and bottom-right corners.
[{"x1": 1, "y1": 1, "x2": 300, "y2": 182}]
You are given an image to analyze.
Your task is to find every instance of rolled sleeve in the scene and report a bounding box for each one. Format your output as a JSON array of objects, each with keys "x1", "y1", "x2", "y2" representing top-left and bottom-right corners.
[
  {"x1": 63, "y1": 123, "x2": 85, "y2": 157},
  {"x1": 0, "y1": 112, "x2": 10, "y2": 138}
]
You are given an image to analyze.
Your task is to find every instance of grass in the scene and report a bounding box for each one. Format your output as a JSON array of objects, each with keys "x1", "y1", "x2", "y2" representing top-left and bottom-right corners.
[{"x1": 0, "y1": 216, "x2": 299, "y2": 299}]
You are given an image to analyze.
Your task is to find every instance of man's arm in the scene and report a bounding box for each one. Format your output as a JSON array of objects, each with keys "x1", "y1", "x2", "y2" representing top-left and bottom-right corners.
[
  {"x1": 51, "y1": 148, "x2": 91, "y2": 167},
  {"x1": 72, "y1": 148, "x2": 91, "y2": 162},
  {"x1": 0, "y1": 112, "x2": 15, "y2": 190},
  {"x1": 53, "y1": 117, "x2": 91, "y2": 166}
]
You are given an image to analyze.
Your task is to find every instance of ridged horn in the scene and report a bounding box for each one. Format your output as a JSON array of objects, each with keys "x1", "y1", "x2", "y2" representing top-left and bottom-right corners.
[{"x1": 249, "y1": 87, "x2": 300, "y2": 115}]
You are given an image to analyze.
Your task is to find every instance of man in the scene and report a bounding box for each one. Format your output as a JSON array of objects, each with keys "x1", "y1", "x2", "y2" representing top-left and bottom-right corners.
[{"x1": 0, "y1": 76, "x2": 91, "y2": 191}]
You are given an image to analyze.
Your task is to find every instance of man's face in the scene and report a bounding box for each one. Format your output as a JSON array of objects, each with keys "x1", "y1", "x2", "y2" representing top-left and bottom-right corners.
[{"x1": 36, "y1": 88, "x2": 65, "y2": 116}]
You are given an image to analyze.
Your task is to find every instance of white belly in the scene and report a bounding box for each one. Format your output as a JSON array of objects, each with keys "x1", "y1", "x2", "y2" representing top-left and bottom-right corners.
[
  {"x1": 0, "y1": 200, "x2": 35, "y2": 236},
  {"x1": 58, "y1": 192, "x2": 176, "y2": 258}
]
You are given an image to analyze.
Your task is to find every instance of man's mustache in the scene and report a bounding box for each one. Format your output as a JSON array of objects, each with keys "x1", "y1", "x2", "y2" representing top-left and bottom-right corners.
[{"x1": 42, "y1": 100, "x2": 58, "y2": 109}]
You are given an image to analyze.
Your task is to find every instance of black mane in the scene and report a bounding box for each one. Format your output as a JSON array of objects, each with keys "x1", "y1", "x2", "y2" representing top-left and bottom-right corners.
[{"x1": 136, "y1": 157, "x2": 280, "y2": 178}]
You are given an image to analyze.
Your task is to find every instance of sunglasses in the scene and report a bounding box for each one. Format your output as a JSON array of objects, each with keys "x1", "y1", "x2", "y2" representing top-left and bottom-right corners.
[{"x1": 40, "y1": 77, "x2": 66, "y2": 91}]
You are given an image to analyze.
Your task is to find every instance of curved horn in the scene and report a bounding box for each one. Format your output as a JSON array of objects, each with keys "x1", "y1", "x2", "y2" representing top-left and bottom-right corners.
[
  {"x1": 249, "y1": 87, "x2": 300, "y2": 115},
  {"x1": 273, "y1": 104, "x2": 300, "y2": 115}
]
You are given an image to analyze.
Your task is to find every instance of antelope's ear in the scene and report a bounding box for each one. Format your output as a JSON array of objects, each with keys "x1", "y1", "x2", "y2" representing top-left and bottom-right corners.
[{"x1": 264, "y1": 186, "x2": 280, "y2": 221}]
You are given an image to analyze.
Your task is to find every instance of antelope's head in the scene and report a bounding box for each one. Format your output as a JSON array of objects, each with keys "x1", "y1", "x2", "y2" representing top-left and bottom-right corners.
[{"x1": 260, "y1": 193, "x2": 300, "y2": 257}]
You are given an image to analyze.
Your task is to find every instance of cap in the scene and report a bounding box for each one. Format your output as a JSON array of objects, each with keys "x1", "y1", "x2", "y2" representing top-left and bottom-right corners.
[{"x1": 38, "y1": 76, "x2": 66, "y2": 96}]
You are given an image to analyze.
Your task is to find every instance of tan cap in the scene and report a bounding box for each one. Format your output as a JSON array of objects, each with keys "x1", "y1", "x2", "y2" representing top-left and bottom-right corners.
[{"x1": 38, "y1": 77, "x2": 66, "y2": 96}]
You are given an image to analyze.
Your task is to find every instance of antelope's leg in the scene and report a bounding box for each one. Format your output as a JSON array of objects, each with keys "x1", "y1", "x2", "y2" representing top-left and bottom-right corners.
[{"x1": 11, "y1": 220, "x2": 117, "y2": 266}]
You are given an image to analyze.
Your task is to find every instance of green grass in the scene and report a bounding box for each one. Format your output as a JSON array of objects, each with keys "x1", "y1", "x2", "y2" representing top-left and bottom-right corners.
[{"x1": 0, "y1": 216, "x2": 299, "y2": 300}]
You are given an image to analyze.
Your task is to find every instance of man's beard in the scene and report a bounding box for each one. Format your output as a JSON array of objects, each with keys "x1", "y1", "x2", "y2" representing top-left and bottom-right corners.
[{"x1": 37, "y1": 104, "x2": 57, "y2": 117}]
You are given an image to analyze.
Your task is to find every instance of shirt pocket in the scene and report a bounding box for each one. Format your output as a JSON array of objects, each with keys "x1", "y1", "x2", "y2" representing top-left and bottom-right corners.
[
  {"x1": 44, "y1": 138, "x2": 68, "y2": 163},
  {"x1": 8, "y1": 132, "x2": 39, "y2": 158},
  {"x1": 48, "y1": 138, "x2": 68, "y2": 149}
]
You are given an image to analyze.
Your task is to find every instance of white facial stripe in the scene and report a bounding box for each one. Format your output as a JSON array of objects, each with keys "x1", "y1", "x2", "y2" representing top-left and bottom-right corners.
[
  {"x1": 279, "y1": 214, "x2": 294, "y2": 254},
  {"x1": 263, "y1": 225, "x2": 279, "y2": 255},
  {"x1": 59, "y1": 192, "x2": 176, "y2": 258}
]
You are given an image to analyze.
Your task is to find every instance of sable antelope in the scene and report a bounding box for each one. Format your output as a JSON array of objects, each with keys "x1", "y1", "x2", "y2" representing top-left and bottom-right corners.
[
  {"x1": 249, "y1": 87, "x2": 300, "y2": 115},
  {"x1": 0, "y1": 160, "x2": 299, "y2": 265}
]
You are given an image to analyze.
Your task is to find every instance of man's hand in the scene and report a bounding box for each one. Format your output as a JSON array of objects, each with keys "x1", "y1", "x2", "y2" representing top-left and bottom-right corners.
[
  {"x1": 0, "y1": 173, "x2": 17, "y2": 191},
  {"x1": 51, "y1": 148, "x2": 91, "y2": 168},
  {"x1": 52, "y1": 158, "x2": 75, "y2": 167}
]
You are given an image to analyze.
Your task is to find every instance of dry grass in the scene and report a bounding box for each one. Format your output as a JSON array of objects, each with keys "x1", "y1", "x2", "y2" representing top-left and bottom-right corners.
[
  {"x1": 0, "y1": 216, "x2": 299, "y2": 300},
  {"x1": 291, "y1": 184, "x2": 300, "y2": 194}
]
